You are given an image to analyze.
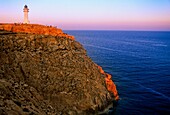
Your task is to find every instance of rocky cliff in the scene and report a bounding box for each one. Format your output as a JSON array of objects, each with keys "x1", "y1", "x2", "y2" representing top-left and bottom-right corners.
[{"x1": 0, "y1": 24, "x2": 119, "y2": 115}]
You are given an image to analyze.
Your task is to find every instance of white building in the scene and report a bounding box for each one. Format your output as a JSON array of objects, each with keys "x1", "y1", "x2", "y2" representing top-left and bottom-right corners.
[{"x1": 23, "y1": 5, "x2": 30, "y2": 24}]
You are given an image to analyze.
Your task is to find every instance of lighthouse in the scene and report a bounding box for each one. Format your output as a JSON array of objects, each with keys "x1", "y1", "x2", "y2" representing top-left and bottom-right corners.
[{"x1": 23, "y1": 5, "x2": 30, "y2": 24}]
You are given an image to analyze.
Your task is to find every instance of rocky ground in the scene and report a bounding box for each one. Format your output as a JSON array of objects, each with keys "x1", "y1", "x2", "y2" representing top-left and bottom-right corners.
[{"x1": 0, "y1": 25, "x2": 118, "y2": 115}]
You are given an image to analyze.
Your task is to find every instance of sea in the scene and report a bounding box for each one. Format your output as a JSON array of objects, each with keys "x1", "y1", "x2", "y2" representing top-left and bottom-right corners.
[{"x1": 64, "y1": 30, "x2": 170, "y2": 115}]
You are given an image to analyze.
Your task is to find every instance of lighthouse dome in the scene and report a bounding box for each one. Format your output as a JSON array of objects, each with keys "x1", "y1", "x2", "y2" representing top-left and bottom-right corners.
[{"x1": 24, "y1": 5, "x2": 28, "y2": 8}]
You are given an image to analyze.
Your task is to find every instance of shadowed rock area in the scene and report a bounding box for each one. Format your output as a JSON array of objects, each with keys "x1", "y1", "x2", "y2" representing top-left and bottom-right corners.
[{"x1": 0, "y1": 24, "x2": 118, "y2": 115}]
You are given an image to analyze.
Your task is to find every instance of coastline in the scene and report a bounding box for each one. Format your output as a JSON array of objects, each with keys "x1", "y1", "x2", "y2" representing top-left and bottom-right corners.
[{"x1": 0, "y1": 23, "x2": 119, "y2": 114}]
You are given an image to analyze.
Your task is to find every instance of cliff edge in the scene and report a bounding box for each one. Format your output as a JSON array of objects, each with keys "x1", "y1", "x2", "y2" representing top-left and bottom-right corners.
[
  {"x1": 0, "y1": 24, "x2": 119, "y2": 114},
  {"x1": 0, "y1": 23, "x2": 75, "y2": 40}
]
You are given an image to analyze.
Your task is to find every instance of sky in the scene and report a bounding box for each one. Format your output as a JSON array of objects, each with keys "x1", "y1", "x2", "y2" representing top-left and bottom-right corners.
[{"x1": 0, "y1": 0, "x2": 170, "y2": 31}]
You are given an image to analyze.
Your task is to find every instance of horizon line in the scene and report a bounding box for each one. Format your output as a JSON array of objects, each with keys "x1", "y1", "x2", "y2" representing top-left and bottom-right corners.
[
  {"x1": 1, "y1": 23, "x2": 169, "y2": 32},
  {"x1": 63, "y1": 29, "x2": 170, "y2": 32}
]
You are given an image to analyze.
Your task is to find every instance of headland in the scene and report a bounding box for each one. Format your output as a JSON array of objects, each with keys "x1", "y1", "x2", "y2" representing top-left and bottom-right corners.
[{"x1": 0, "y1": 23, "x2": 119, "y2": 114}]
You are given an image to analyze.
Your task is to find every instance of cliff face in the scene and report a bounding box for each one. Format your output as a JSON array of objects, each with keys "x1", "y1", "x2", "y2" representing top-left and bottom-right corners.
[{"x1": 0, "y1": 24, "x2": 118, "y2": 114}]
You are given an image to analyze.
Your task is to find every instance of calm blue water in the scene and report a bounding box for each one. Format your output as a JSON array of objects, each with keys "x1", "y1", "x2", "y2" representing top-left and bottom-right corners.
[{"x1": 65, "y1": 30, "x2": 170, "y2": 115}]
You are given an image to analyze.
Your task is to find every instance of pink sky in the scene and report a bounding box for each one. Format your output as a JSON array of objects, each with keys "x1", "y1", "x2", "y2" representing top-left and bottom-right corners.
[{"x1": 0, "y1": 0, "x2": 170, "y2": 31}]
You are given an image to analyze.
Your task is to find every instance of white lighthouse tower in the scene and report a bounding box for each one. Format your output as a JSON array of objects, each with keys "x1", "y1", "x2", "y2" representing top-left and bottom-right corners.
[{"x1": 23, "y1": 5, "x2": 30, "y2": 24}]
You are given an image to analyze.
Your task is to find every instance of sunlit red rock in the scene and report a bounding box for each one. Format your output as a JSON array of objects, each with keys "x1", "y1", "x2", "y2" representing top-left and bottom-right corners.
[
  {"x1": 0, "y1": 23, "x2": 75, "y2": 40},
  {"x1": 98, "y1": 66, "x2": 105, "y2": 74},
  {"x1": 105, "y1": 73, "x2": 119, "y2": 100},
  {"x1": 97, "y1": 65, "x2": 119, "y2": 100}
]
